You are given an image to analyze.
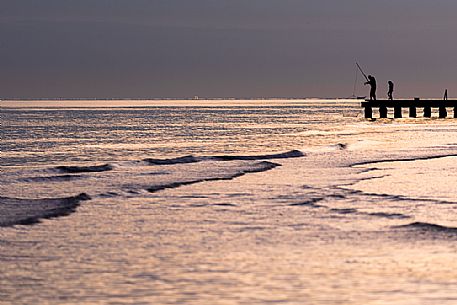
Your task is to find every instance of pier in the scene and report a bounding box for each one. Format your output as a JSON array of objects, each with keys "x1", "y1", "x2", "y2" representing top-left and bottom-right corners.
[{"x1": 361, "y1": 99, "x2": 457, "y2": 119}]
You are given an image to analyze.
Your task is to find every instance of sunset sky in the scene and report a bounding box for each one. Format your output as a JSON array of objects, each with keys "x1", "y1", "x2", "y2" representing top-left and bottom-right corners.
[{"x1": 1, "y1": 0, "x2": 456, "y2": 99}]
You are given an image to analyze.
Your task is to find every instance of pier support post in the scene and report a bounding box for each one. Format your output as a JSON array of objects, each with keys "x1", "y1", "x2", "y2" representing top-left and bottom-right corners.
[
  {"x1": 379, "y1": 106, "x2": 388, "y2": 118},
  {"x1": 394, "y1": 106, "x2": 402, "y2": 118},
  {"x1": 409, "y1": 106, "x2": 417, "y2": 118},
  {"x1": 364, "y1": 106, "x2": 372, "y2": 119},
  {"x1": 362, "y1": 100, "x2": 457, "y2": 120},
  {"x1": 424, "y1": 106, "x2": 432, "y2": 118},
  {"x1": 439, "y1": 106, "x2": 447, "y2": 118}
]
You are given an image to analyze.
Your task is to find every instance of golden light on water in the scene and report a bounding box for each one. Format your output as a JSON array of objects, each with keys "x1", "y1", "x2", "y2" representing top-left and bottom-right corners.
[{"x1": 1, "y1": 100, "x2": 457, "y2": 304}]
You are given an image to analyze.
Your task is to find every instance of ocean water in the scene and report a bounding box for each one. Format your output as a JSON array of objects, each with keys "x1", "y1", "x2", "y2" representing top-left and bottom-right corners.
[{"x1": 1, "y1": 100, "x2": 457, "y2": 305}]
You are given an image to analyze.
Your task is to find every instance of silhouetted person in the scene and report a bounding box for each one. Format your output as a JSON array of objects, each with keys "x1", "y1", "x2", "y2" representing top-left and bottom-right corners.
[
  {"x1": 388, "y1": 81, "x2": 394, "y2": 100},
  {"x1": 444, "y1": 89, "x2": 448, "y2": 100},
  {"x1": 364, "y1": 75, "x2": 377, "y2": 101}
]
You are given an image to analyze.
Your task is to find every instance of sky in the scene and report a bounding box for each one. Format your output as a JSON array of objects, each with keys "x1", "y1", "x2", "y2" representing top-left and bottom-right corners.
[{"x1": 1, "y1": 0, "x2": 456, "y2": 99}]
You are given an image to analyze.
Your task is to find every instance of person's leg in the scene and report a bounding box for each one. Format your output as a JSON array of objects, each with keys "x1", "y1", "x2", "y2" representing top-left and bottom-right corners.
[{"x1": 372, "y1": 89, "x2": 377, "y2": 101}]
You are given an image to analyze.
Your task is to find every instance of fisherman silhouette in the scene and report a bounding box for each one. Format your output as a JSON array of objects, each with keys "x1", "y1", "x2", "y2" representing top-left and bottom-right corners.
[
  {"x1": 364, "y1": 75, "x2": 377, "y2": 101},
  {"x1": 388, "y1": 81, "x2": 394, "y2": 100}
]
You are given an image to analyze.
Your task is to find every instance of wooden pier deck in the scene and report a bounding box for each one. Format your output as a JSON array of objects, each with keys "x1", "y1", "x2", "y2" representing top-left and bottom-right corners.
[{"x1": 361, "y1": 99, "x2": 457, "y2": 119}]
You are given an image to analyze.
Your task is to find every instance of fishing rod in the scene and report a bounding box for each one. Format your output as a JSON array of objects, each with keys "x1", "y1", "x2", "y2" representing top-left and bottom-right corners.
[{"x1": 356, "y1": 62, "x2": 369, "y2": 82}]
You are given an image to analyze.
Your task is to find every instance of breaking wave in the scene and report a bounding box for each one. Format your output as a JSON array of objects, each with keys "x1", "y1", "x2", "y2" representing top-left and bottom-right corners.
[
  {"x1": 144, "y1": 155, "x2": 199, "y2": 165},
  {"x1": 54, "y1": 164, "x2": 113, "y2": 173},
  {"x1": 351, "y1": 153, "x2": 457, "y2": 167},
  {"x1": 211, "y1": 150, "x2": 304, "y2": 161},
  {"x1": 0, "y1": 193, "x2": 91, "y2": 227},
  {"x1": 393, "y1": 222, "x2": 457, "y2": 234},
  {"x1": 1, "y1": 153, "x2": 295, "y2": 227},
  {"x1": 144, "y1": 150, "x2": 304, "y2": 165},
  {"x1": 147, "y1": 161, "x2": 279, "y2": 193}
]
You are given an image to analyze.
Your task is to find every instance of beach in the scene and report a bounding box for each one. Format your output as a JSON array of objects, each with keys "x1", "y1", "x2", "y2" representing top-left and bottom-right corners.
[{"x1": 1, "y1": 99, "x2": 457, "y2": 304}]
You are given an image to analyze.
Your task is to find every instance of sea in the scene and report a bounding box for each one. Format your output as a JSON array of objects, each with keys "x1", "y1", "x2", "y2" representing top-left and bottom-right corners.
[{"x1": 1, "y1": 99, "x2": 457, "y2": 305}]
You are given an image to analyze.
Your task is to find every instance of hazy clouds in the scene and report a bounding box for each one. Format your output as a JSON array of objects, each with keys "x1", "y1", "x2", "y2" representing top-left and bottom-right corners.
[{"x1": 1, "y1": 0, "x2": 456, "y2": 98}]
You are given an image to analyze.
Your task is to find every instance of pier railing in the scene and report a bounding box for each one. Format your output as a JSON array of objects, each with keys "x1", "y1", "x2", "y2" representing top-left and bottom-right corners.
[{"x1": 361, "y1": 99, "x2": 457, "y2": 119}]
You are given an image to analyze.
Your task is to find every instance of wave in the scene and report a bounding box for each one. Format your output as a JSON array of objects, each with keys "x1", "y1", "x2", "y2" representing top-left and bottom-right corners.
[
  {"x1": 328, "y1": 143, "x2": 348, "y2": 151},
  {"x1": 341, "y1": 188, "x2": 456, "y2": 205},
  {"x1": 393, "y1": 222, "x2": 457, "y2": 234},
  {"x1": 330, "y1": 208, "x2": 358, "y2": 214},
  {"x1": 367, "y1": 212, "x2": 411, "y2": 219},
  {"x1": 19, "y1": 174, "x2": 84, "y2": 182},
  {"x1": 144, "y1": 150, "x2": 304, "y2": 166},
  {"x1": 0, "y1": 193, "x2": 91, "y2": 227},
  {"x1": 54, "y1": 164, "x2": 113, "y2": 173},
  {"x1": 351, "y1": 154, "x2": 457, "y2": 167},
  {"x1": 144, "y1": 155, "x2": 199, "y2": 165},
  {"x1": 147, "y1": 161, "x2": 279, "y2": 193},
  {"x1": 289, "y1": 197, "x2": 325, "y2": 207},
  {"x1": 211, "y1": 150, "x2": 304, "y2": 161}
]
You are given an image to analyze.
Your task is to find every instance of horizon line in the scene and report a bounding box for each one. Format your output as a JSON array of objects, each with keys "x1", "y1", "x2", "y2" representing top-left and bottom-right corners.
[{"x1": 1, "y1": 96, "x2": 452, "y2": 101}]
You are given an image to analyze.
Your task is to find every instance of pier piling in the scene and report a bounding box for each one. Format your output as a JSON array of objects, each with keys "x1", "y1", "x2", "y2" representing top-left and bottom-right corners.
[
  {"x1": 364, "y1": 106, "x2": 372, "y2": 119},
  {"x1": 361, "y1": 99, "x2": 456, "y2": 119},
  {"x1": 409, "y1": 106, "x2": 416, "y2": 118},
  {"x1": 394, "y1": 106, "x2": 402, "y2": 118},
  {"x1": 439, "y1": 106, "x2": 447, "y2": 118},
  {"x1": 423, "y1": 106, "x2": 432, "y2": 118},
  {"x1": 379, "y1": 106, "x2": 388, "y2": 118}
]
